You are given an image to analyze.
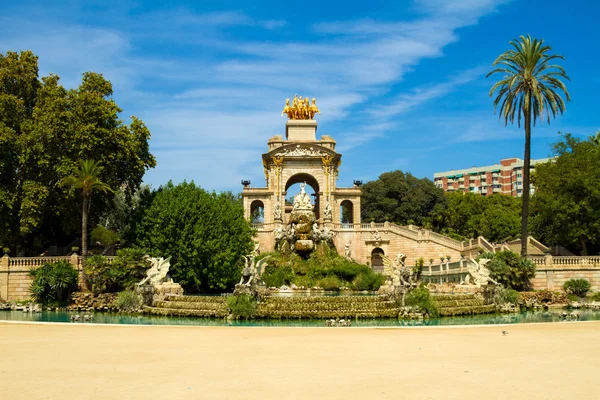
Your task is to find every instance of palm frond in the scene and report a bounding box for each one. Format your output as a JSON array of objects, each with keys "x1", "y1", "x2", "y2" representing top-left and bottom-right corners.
[{"x1": 488, "y1": 34, "x2": 569, "y2": 128}]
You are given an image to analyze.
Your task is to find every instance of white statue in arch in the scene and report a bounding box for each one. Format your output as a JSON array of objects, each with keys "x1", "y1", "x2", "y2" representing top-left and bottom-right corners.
[{"x1": 292, "y1": 182, "x2": 313, "y2": 211}]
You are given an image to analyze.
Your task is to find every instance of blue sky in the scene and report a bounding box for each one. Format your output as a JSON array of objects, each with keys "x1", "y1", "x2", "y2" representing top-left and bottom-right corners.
[{"x1": 1, "y1": 0, "x2": 597, "y2": 191}]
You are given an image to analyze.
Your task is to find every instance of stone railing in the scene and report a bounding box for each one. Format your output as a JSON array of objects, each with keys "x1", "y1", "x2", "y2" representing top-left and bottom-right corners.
[
  {"x1": 420, "y1": 259, "x2": 470, "y2": 284},
  {"x1": 477, "y1": 237, "x2": 495, "y2": 253},
  {"x1": 1, "y1": 254, "x2": 115, "y2": 301},
  {"x1": 527, "y1": 255, "x2": 600, "y2": 267}
]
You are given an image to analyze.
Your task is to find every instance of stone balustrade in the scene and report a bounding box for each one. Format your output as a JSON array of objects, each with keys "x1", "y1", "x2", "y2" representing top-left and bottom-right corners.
[
  {"x1": 420, "y1": 254, "x2": 600, "y2": 291},
  {"x1": 0, "y1": 254, "x2": 115, "y2": 301}
]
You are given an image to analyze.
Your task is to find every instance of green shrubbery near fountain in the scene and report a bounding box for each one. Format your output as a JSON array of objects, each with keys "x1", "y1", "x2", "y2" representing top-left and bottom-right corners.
[{"x1": 258, "y1": 244, "x2": 384, "y2": 291}]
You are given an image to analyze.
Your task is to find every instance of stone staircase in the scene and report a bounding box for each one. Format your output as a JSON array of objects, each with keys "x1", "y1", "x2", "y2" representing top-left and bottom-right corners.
[
  {"x1": 144, "y1": 295, "x2": 229, "y2": 318},
  {"x1": 255, "y1": 295, "x2": 400, "y2": 319},
  {"x1": 433, "y1": 294, "x2": 496, "y2": 317},
  {"x1": 144, "y1": 294, "x2": 401, "y2": 319}
]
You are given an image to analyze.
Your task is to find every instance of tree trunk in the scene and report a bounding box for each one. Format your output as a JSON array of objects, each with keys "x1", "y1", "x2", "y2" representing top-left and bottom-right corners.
[
  {"x1": 580, "y1": 236, "x2": 588, "y2": 256},
  {"x1": 521, "y1": 108, "x2": 532, "y2": 257},
  {"x1": 81, "y1": 195, "x2": 89, "y2": 290}
]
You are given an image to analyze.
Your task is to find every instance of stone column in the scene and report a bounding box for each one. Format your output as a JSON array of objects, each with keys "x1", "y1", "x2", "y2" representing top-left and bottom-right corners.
[{"x1": 0, "y1": 255, "x2": 9, "y2": 301}]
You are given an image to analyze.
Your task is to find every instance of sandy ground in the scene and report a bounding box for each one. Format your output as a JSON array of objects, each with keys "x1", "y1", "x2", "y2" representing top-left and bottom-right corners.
[{"x1": 1, "y1": 321, "x2": 599, "y2": 400}]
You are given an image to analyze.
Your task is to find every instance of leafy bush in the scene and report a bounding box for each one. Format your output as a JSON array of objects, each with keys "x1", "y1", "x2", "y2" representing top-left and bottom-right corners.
[
  {"x1": 563, "y1": 279, "x2": 591, "y2": 297},
  {"x1": 589, "y1": 292, "x2": 600, "y2": 302},
  {"x1": 85, "y1": 248, "x2": 149, "y2": 294},
  {"x1": 492, "y1": 286, "x2": 520, "y2": 306},
  {"x1": 317, "y1": 276, "x2": 341, "y2": 291},
  {"x1": 503, "y1": 288, "x2": 520, "y2": 304},
  {"x1": 114, "y1": 290, "x2": 142, "y2": 311},
  {"x1": 484, "y1": 251, "x2": 536, "y2": 291},
  {"x1": 90, "y1": 226, "x2": 120, "y2": 246},
  {"x1": 262, "y1": 265, "x2": 294, "y2": 287},
  {"x1": 227, "y1": 294, "x2": 257, "y2": 319},
  {"x1": 353, "y1": 271, "x2": 385, "y2": 291},
  {"x1": 29, "y1": 261, "x2": 79, "y2": 304},
  {"x1": 259, "y1": 246, "x2": 384, "y2": 290},
  {"x1": 405, "y1": 287, "x2": 439, "y2": 317}
]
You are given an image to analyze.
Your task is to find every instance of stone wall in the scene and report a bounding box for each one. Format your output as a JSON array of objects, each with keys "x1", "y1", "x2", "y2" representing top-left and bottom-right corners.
[
  {"x1": 0, "y1": 254, "x2": 115, "y2": 301},
  {"x1": 529, "y1": 255, "x2": 600, "y2": 291}
]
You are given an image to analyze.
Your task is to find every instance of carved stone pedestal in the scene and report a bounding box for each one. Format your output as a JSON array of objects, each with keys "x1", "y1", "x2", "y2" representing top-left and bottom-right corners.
[{"x1": 137, "y1": 282, "x2": 183, "y2": 306}]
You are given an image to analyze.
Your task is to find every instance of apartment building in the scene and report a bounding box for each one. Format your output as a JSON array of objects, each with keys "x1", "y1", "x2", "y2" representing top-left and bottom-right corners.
[{"x1": 433, "y1": 157, "x2": 553, "y2": 197}]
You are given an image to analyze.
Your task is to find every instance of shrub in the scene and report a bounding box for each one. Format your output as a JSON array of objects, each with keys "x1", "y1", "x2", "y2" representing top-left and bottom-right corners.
[
  {"x1": 353, "y1": 271, "x2": 385, "y2": 291},
  {"x1": 485, "y1": 251, "x2": 536, "y2": 291},
  {"x1": 90, "y1": 226, "x2": 120, "y2": 247},
  {"x1": 563, "y1": 279, "x2": 591, "y2": 297},
  {"x1": 29, "y1": 261, "x2": 79, "y2": 305},
  {"x1": 589, "y1": 292, "x2": 600, "y2": 302},
  {"x1": 114, "y1": 290, "x2": 142, "y2": 312},
  {"x1": 227, "y1": 294, "x2": 257, "y2": 319},
  {"x1": 493, "y1": 287, "x2": 520, "y2": 306},
  {"x1": 85, "y1": 248, "x2": 150, "y2": 294},
  {"x1": 503, "y1": 288, "x2": 520, "y2": 304},
  {"x1": 262, "y1": 265, "x2": 294, "y2": 287},
  {"x1": 317, "y1": 276, "x2": 341, "y2": 291},
  {"x1": 405, "y1": 287, "x2": 439, "y2": 317}
]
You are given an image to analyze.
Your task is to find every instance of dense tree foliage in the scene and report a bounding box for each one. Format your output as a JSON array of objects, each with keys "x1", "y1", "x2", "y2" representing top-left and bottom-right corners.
[
  {"x1": 432, "y1": 192, "x2": 521, "y2": 243},
  {"x1": 132, "y1": 182, "x2": 254, "y2": 293},
  {"x1": 0, "y1": 50, "x2": 156, "y2": 254},
  {"x1": 530, "y1": 134, "x2": 600, "y2": 255},
  {"x1": 488, "y1": 35, "x2": 570, "y2": 255},
  {"x1": 360, "y1": 170, "x2": 521, "y2": 243},
  {"x1": 361, "y1": 170, "x2": 447, "y2": 225}
]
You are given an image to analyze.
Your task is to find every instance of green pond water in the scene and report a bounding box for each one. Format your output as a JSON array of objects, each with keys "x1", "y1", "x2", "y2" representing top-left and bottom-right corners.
[{"x1": 1, "y1": 309, "x2": 599, "y2": 327}]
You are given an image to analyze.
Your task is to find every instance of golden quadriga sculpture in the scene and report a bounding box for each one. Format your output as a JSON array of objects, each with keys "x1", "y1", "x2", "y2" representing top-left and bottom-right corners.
[{"x1": 281, "y1": 95, "x2": 320, "y2": 120}]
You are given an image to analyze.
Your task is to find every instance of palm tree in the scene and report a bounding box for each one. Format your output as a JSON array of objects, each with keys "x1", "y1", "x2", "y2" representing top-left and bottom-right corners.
[
  {"x1": 487, "y1": 35, "x2": 570, "y2": 256},
  {"x1": 61, "y1": 160, "x2": 112, "y2": 287}
]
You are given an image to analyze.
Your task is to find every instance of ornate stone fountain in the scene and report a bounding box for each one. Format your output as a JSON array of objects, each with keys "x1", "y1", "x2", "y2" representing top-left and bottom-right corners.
[{"x1": 273, "y1": 182, "x2": 335, "y2": 258}]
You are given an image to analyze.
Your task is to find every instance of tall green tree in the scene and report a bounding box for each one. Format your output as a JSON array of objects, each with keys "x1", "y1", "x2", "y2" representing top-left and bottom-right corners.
[
  {"x1": 487, "y1": 35, "x2": 570, "y2": 256},
  {"x1": 431, "y1": 192, "x2": 521, "y2": 243},
  {"x1": 361, "y1": 170, "x2": 447, "y2": 225},
  {"x1": 133, "y1": 182, "x2": 254, "y2": 292},
  {"x1": 0, "y1": 50, "x2": 156, "y2": 254},
  {"x1": 61, "y1": 160, "x2": 112, "y2": 280},
  {"x1": 530, "y1": 134, "x2": 600, "y2": 255}
]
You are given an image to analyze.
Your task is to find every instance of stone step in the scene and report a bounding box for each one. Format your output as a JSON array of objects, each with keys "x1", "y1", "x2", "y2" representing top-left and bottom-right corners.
[
  {"x1": 435, "y1": 299, "x2": 486, "y2": 308},
  {"x1": 152, "y1": 300, "x2": 229, "y2": 311},
  {"x1": 438, "y1": 304, "x2": 496, "y2": 317},
  {"x1": 258, "y1": 303, "x2": 398, "y2": 311},
  {"x1": 254, "y1": 309, "x2": 400, "y2": 319},
  {"x1": 166, "y1": 295, "x2": 228, "y2": 303},
  {"x1": 431, "y1": 294, "x2": 477, "y2": 301},
  {"x1": 144, "y1": 306, "x2": 228, "y2": 318}
]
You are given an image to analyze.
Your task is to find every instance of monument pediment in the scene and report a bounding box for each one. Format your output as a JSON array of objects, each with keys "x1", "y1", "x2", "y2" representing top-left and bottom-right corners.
[{"x1": 267, "y1": 143, "x2": 337, "y2": 158}]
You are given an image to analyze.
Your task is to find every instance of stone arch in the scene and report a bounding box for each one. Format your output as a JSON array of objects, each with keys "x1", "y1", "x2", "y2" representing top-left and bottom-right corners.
[
  {"x1": 340, "y1": 200, "x2": 354, "y2": 224},
  {"x1": 371, "y1": 247, "x2": 385, "y2": 272},
  {"x1": 284, "y1": 173, "x2": 321, "y2": 219},
  {"x1": 250, "y1": 200, "x2": 265, "y2": 224}
]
